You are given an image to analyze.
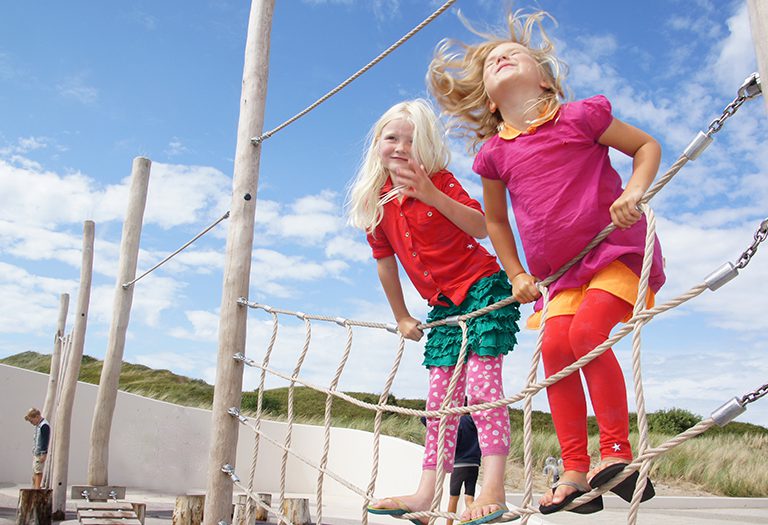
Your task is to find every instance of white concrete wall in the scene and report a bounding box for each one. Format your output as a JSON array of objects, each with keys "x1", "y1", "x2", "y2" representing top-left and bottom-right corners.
[{"x1": 1, "y1": 363, "x2": 425, "y2": 498}]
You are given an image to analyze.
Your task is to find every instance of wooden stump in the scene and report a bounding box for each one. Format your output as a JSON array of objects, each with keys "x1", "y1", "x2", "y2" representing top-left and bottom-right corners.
[
  {"x1": 130, "y1": 502, "x2": 146, "y2": 525},
  {"x1": 233, "y1": 493, "x2": 271, "y2": 524},
  {"x1": 280, "y1": 498, "x2": 310, "y2": 525},
  {"x1": 16, "y1": 488, "x2": 52, "y2": 525},
  {"x1": 173, "y1": 495, "x2": 205, "y2": 525}
]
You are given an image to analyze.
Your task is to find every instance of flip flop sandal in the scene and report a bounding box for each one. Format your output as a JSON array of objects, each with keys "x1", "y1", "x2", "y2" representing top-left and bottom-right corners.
[
  {"x1": 459, "y1": 502, "x2": 514, "y2": 524},
  {"x1": 367, "y1": 498, "x2": 427, "y2": 524},
  {"x1": 589, "y1": 462, "x2": 655, "y2": 503},
  {"x1": 539, "y1": 480, "x2": 604, "y2": 515}
]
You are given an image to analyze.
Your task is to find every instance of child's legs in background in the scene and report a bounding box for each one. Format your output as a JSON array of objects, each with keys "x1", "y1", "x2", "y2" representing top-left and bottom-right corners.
[
  {"x1": 541, "y1": 315, "x2": 591, "y2": 472},
  {"x1": 423, "y1": 364, "x2": 466, "y2": 472},
  {"x1": 569, "y1": 288, "x2": 634, "y2": 462}
]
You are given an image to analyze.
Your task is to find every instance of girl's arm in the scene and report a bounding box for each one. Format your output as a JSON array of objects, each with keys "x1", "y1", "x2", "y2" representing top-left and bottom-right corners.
[
  {"x1": 395, "y1": 162, "x2": 487, "y2": 239},
  {"x1": 376, "y1": 255, "x2": 424, "y2": 341},
  {"x1": 598, "y1": 118, "x2": 662, "y2": 229},
  {"x1": 482, "y1": 178, "x2": 540, "y2": 304}
]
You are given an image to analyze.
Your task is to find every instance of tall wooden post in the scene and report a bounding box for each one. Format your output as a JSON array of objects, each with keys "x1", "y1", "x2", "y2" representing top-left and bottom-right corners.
[
  {"x1": 88, "y1": 157, "x2": 152, "y2": 486},
  {"x1": 42, "y1": 293, "x2": 69, "y2": 422},
  {"x1": 202, "y1": 1, "x2": 274, "y2": 523},
  {"x1": 51, "y1": 221, "x2": 95, "y2": 519},
  {"x1": 747, "y1": 0, "x2": 768, "y2": 115}
]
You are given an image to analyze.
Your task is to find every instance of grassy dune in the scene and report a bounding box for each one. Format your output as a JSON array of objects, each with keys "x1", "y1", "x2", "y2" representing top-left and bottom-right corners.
[{"x1": 3, "y1": 351, "x2": 766, "y2": 496}]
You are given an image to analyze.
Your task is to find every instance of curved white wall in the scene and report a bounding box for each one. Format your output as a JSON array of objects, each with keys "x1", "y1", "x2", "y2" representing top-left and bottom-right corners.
[{"x1": 1, "y1": 363, "x2": 424, "y2": 498}]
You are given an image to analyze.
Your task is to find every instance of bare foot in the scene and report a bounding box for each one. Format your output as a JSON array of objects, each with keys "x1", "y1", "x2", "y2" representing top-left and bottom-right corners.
[{"x1": 459, "y1": 494, "x2": 506, "y2": 523}]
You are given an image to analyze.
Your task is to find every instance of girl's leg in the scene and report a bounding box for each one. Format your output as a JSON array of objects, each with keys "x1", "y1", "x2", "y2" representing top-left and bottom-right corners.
[
  {"x1": 462, "y1": 354, "x2": 509, "y2": 521},
  {"x1": 371, "y1": 365, "x2": 464, "y2": 520},
  {"x1": 569, "y1": 289, "x2": 633, "y2": 464},
  {"x1": 541, "y1": 315, "x2": 590, "y2": 473},
  {"x1": 423, "y1": 365, "x2": 465, "y2": 472}
]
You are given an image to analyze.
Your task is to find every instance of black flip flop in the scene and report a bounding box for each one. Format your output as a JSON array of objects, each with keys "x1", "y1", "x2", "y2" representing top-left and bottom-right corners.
[
  {"x1": 589, "y1": 462, "x2": 655, "y2": 503},
  {"x1": 539, "y1": 481, "x2": 604, "y2": 515}
]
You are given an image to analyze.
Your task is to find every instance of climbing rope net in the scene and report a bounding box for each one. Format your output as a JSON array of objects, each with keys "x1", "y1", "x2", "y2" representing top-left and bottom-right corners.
[{"x1": 188, "y1": 3, "x2": 768, "y2": 525}]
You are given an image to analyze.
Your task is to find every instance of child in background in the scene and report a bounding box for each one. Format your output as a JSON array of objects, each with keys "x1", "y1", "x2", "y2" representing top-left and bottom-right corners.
[
  {"x1": 428, "y1": 10, "x2": 664, "y2": 515},
  {"x1": 347, "y1": 99, "x2": 521, "y2": 525}
]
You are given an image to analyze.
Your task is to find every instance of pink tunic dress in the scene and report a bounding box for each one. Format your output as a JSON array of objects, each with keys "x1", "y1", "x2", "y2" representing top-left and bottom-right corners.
[{"x1": 473, "y1": 95, "x2": 665, "y2": 312}]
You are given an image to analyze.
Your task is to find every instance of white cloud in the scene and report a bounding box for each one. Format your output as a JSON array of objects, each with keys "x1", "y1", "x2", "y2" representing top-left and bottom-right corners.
[
  {"x1": 57, "y1": 75, "x2": 99, "y2": 105},
  {"x1": 324, "y1": 235, "x2": 371, "y2": 262},
  {"x1": 712, "y1": 3, "x2": 757, "y2": 95}
]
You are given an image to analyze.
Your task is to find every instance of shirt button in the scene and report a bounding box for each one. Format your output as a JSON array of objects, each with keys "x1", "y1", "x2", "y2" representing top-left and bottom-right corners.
[
  {"x1": 427, "y1": 211, "x2": 433, "y2": 217},
  {"x1": 423, "y1": 271, "x2": 429, "y2": 276},
  {"x1": 405, "y1": 232, "x2": 410, "y2": 237},
  {"x1": 449, "y1": 183, "x2": 455, "y2": 188},
  {"x1": 412, "y1": 252, "x2": 417, "y2": 257},
  {"x1": 399, "y1": 212, "x2": 404, "y2": 216}
]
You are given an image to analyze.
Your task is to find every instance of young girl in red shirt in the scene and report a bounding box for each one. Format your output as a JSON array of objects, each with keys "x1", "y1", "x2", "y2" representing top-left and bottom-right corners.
[{"x1": 347, "y1": 99, "x2": 520, "y2": 525}]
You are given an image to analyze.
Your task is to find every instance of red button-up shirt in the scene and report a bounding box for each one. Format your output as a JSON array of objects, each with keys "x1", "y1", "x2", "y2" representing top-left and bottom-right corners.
[{"x1": 367, "y1": 170, "x2": 501, "y2": 306}]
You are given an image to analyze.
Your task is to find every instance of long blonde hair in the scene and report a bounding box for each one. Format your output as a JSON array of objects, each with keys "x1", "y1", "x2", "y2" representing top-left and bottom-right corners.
[
  {"x1": 428, "y1": 10, "x2": 568, "y2": 150},
  {"x1": 346, "y1": 99, "x2": 450, "y2": 233}
]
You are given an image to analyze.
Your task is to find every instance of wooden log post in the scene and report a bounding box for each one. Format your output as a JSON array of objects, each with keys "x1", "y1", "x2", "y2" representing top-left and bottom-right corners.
[
  {"x1": 173, "y1": 495, "x2": 205, "y2": 525},
  {"x1": 51, "y1": 220, "x2": 95, "y2": 519},
  {"x1": 747, "y1": 0, "x2": 768, "y2": 115},
  {"x1": 281, "y1": 498, "x2": 310, "y2": 525},
  {"x1": 16, "y1": 488, "x2": 52, "y2": 525},
  {"x1": 233, "y1": 493, "x2": 271, "y2": 525},
  {"x1": 131, "y1": 502, "x2": 146, "y2": 525},
  {"x1": 88, "y1": 156, "x2": 152, "y2": 486},
  {"x1": 202, "y1": 2, "x2": 274, "y2": 525},
  {"x1": 42, "y1": 293, "x2": 69, "y2": 423}
]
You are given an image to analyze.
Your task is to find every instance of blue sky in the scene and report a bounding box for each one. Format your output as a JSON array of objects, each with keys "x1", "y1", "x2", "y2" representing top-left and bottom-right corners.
[{"x1": 2, "y1": 1, "x2": 767, "y2": 429}]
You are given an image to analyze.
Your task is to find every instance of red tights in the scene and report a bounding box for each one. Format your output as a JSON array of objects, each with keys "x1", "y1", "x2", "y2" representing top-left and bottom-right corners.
[{"x1": 542, "y1": 289, "x2": 633, "y2": 472}]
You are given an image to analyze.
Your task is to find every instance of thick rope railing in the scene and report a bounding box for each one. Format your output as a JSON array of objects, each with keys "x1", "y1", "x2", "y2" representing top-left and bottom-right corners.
[
  {"x1": 226, "y1": 74, "x2": 764, "y2": 524},
  {"x1": 251, "y1": 0, "x2": 457, "y2": 145},
  {"x1": 122, "y1": 210, "x2": 230, "y2": 288},
  {"x1": 244, "y1": 309, "x2": 279, "y2": 525}
]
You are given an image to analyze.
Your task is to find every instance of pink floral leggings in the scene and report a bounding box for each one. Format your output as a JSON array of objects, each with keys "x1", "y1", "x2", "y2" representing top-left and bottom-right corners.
[{"x1": 423, "y1": 354, "x2": 510, "y2": 471}]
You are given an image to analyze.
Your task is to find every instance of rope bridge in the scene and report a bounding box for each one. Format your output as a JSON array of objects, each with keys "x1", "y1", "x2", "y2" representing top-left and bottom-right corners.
[{"x1": 216, "y1": 71, "x2": 767, "y2": 524}]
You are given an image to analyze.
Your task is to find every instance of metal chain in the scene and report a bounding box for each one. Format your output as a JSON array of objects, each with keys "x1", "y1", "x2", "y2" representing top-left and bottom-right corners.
[
  {"x1": 741, "y1": 383, "x2": 768, "y2": 405},
  {"x1": 734, "y1": 218, "x2": 768, "y2": 270},
  {"x1": 706, "y1": 73, "x2": 762, "y2": 135}
]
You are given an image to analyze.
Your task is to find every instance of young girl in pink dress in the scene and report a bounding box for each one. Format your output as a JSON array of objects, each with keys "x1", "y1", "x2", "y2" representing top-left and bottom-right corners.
[
  {"x1": 429, "y1": 10, "x2": 665, "y2": 515},
  {"x1": 347, "y1": 99, "x2": 520, "y2": 525}
]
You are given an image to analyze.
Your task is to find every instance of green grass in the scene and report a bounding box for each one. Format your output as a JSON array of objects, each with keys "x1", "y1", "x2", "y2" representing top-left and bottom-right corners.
[{"x1": 3, "y1": 350, "x2": 767, "y2": 496}]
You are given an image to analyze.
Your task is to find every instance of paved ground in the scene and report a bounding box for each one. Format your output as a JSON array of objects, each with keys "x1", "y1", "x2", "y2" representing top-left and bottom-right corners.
[{"x1": 2, "y1": 484, "x2": 766, "y2": 524}]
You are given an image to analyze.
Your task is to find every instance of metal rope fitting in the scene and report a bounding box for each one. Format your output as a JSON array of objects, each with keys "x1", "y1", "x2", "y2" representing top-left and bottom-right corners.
[
  {"x1": 295, "y1": 311, "x2": 306, "y2": 320},
  {"x1": 221, "y1": 464, "x2": 240, "y2": 483},
  {"x1": 385, "y1": 323, "x2": 398, "y2": 334},
  {"x1": 443, "y1": 315, "x2": 461, "y2": 326},
  {"x1": 711, "y1": 397, "x2": 746, "y2": 426},
  {"x1": 236, "y1": 297, "x2": 249, "y2": 306},
  {"x1": 683, "y1": 131, "x2": 713, "y2": 160},
  {"x1": 737, "y1": 72, "x2": 762, "y2": 100},
  {"x1": 704, "y1": 262, "x2": 739, "y2": 291},
  {"x1": 334, "y1": 317, "x2": 348, "y2": 327}
]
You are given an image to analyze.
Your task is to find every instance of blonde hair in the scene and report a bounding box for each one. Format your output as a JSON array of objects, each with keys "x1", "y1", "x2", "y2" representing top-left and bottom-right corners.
[
  {"x1": 428, "y1": 10, "x2": 568, "y2": 150},
  {"x1": 346, "y1": 99, "x2": 450, "y2": 233}
]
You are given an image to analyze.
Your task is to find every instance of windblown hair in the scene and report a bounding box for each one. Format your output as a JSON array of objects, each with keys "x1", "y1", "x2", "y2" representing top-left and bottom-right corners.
[
  {"x1": 346, "y1": 99, "x2": 450, "y2": 233},
  {"x1": 428, "y1": 10, "x2": 568, "y2": 151}
]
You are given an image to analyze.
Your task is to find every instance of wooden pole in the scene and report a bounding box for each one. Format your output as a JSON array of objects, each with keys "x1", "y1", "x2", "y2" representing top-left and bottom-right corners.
[
  {"x1": 42, "y1": 293, "x2": 69, "y2": 423},
  {"x1": 88, "y1": 156, "x2": 152, "y2": 486},
  {"x1": 51, "y1": 220, "x2": 95, "y2": 519},
  {"x1": 173, "y1": 495, "x2": 206, "y2": 525},
  {"x1": 202, "y1": 1, "x2": 274, "y2": 523},
  {"x1": 747, "y1": 0, "x2": 768, "y2": 115}
]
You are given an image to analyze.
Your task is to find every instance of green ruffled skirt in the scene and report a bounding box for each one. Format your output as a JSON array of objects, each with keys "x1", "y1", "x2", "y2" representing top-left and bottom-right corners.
[{"x1": 423, "y1": 271, "x2": 521, "y2": 368}]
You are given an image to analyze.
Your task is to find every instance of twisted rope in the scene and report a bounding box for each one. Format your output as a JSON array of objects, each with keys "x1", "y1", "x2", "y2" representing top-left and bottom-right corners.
[
  {"x1": 122, "y1": 211, "x2": 229, "y2": 288},
  {"x1": 278, "y1": 316, "x2": 312, "y2": 524},
  {"x1": 363, "y1": 333, "x2": 407, "y2": 525},
  {"x1": 253, "y1": 0, "x2": 457, "y2": 144},
  {"x1": 245, "y1": 310, "x2": 279, "y2": 525},
  {"x1": 315, "y1": 320, "x2": 354, "y2": 525}
]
